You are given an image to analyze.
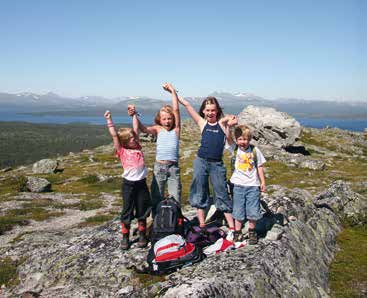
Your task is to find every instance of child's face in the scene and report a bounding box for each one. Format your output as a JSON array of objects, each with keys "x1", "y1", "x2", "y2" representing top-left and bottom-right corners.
[
  {"x1": 159, "y1": 111, "x2": 174, "y2": 130},
  {"x1": 203, "y1": 103, "x2": 218, "y2": 123},
  {"x1": 127, "y1": 133, "x2": 139, "y2": 149},
  {"x1": 236, "y1": 135, "x2": 250, "y2": 150}
]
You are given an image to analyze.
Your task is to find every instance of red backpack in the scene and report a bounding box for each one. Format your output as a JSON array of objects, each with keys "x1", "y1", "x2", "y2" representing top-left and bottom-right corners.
[{"x1": 147, "y1": 234, "x2": 205, "y2": 275}]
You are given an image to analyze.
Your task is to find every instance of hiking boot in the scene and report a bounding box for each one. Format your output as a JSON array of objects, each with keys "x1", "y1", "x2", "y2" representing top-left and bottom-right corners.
[
  {"x1": 248, "y1": 229, "x2": 258, "y2": 245},
  {"x1": 137, "y1": 231, "x2": 148, "y2": 248},
  {"x1": 233, "y1": 230, "x2": 243, "y2": 242},
  {"x1": 121, "y1": 233, "x2": 130, "y2": 250}
]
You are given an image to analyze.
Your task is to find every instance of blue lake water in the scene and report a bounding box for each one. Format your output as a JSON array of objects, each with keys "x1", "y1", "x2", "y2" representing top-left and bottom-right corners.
[
  {"x1": 296, "y1": 118, "x2": 366, "y2": 132},
  {"x1": 0, "y1": 113, "x2": 154, "y2": 125},
  {"x1": 0, "y1": 113, "x2": 366, "y2": 132}
]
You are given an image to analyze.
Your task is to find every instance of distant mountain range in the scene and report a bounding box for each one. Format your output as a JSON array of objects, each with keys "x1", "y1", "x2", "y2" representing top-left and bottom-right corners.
[{"x1": 0, "y1": 91, "x2": 366, "y2": 119}]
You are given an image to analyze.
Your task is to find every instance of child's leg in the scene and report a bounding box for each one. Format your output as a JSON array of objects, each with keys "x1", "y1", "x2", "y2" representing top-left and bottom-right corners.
[
  {"x1": 249, "y1": 219, "x2": 256, "y2": 230},
  {"x1": 189, "y1": 157, "x2": 210, "y2": 226},
  {"x1": 120, "y1": 179, "x2": 135, "y2": 227},
  {"x1": 197, "y1": 209, "x2": 206, "y2": 227},
  {"x1": 120, "y1": 179, "x2": 135, "y2": 250},
  {"x1": 135, "y1": 179, "x2": 152, "y2": 248},
  {"x1": 245, "y1": 186, "x2": 262, "y2": 245},
  {"x1": 231, "y1": 185, "x2": 246, "y2": 242},
  {"x1": 224, "y1": 212, "x2": 235, "y2": 230},
  {"x1": 167, "y1": 163, "x2": 182, "y2": 204},
  {"x1": 209, "y1": 161, "x2": 234, "y2": 229},
  {"x1": 151, "y1": 162, "x2": 168, "y2": 215},
  {"x1": 235, "y1": 219, "x2": 243, "y2": 231}
]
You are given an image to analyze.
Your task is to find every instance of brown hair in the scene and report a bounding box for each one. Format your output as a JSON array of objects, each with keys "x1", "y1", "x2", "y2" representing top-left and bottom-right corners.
[
  {"x1": 154, "y1": 105, "x2": 175, "y2": 130},
  {"x1": 234, "y1": 125, "x2": 252, "y2": 140},
  {"x1": 117, "y1": 127, "x2": 136, "y2": 148},
  {"x1": 199, "y1": 97, "x2": 224, "y2": 119}
]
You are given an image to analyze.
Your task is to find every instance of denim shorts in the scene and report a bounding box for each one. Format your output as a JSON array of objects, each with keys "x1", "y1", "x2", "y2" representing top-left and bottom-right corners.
[
  {"x1": 189, "y1": 156, "x2": 232, "y2": 213},
  {"x1": 232, "y1": 185, "x2": 262, "y2": 221}
]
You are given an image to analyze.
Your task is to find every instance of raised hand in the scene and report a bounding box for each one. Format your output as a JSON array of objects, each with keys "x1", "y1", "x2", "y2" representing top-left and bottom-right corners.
[
  {"x1": 104, "y1": 110, "x2": 111, "y2": 119},
  {"x1": 227, "y1": 115, "x2": 238, "y2": 127},
  {"x1": 162, "y1": 82, "x2": 174, "y2": 93},
  {"x1": 127, "y1": 105, "x2": 136, "y2": 116}
]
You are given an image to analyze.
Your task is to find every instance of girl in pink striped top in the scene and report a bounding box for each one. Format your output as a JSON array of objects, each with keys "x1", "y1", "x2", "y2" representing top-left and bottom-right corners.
[{"x1": 104, "y1": 109, "x2": 151, "y2": 250}]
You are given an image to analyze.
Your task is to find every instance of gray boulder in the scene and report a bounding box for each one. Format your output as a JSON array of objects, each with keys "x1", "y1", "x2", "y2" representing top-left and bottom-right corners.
[
  {"x1": 26, "y1": 176, "x2": 51, "y2": 193},
  {"x1": 299, "y1": 159, "x2": 326, "y2": 171},
  {"x1": 32, "y1": 159, "x2": 59, "y2": 174},
  {"x1": 237, "y1": 105, "x2": 302, "y2": 148},
  {"x1": 314, "y1": 180, "x2": 367, "y2": 225}
]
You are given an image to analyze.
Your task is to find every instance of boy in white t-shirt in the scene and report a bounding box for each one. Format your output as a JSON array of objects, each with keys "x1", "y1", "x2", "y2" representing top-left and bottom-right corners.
[{"x1": 228, "y1": 125, "x2": 266, "y2": 244}]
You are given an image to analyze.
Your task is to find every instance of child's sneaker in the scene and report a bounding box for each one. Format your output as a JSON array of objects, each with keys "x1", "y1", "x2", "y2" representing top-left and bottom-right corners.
[
  {"x1": 137, "y1": 231, "x2": 148, "y2": 248},
  {"x1": 226, "y1": 230, "x2": 234, "y2": 242},
  {"x1": 233, "y1": 230, "x2": 243, "y2": 242},
  {"x1": 248, "y1": 229, "x2": 258, "y2": 245},
  {"x1": 121, "y1": 234, "x2": 130, "y2": 250}
]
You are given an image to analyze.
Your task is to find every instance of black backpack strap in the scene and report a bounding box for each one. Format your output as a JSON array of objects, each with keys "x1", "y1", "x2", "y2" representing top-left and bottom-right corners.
[
  {"x1": 230, "y1": 144, "x2": 238, "y2": 173},
  {"x1": 249, "y1": 144, "x2": 258, "y2": 168}
]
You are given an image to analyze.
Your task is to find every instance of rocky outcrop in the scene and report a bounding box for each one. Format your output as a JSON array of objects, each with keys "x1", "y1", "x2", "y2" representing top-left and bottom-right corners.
[
  {"x1": 32, "y1": 159, "x2": 59, "y2": 174},
  {"x1": 3, "y1": 182, "x2": 362, "y2": 298},
  {"x1": 25, "y1": 176, "x2": 51, "y2": 193},
  {"x1": 237, "y1": 105, "x2": 302, "y2": 149},
  {"x1": 314, "y1": 180, "x2": 367, "y2": 225},
  {"x1": 260, "y1": 144, "x2": 326, "y2": 171}
]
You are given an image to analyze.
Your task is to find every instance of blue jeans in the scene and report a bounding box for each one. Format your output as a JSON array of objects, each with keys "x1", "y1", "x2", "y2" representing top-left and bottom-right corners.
[
  {"x1": 189, "y1": 157, "x2": 232, "y2": 213},
  {"x1": 232, "y1": 185, "x2": 262, "y2": 221},
  {"x1": 151, "y1": 162, "x2": 182, "y2": 213}
]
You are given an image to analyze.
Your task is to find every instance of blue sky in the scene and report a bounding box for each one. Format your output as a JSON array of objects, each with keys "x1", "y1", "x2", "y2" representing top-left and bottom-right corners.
[{"x1": 0, "y1": 0, "x2": 366, "y2": 101}]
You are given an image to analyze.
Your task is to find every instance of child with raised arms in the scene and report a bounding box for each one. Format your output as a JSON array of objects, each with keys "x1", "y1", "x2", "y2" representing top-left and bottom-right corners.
[
  {"x1": 104, "y1": 109, "x2": 151, "y2": 250},
  {"x1": 128, "y1": 83, "x2": 181, "y2": 215},
  {"x1": 177, "y1": 95, "x2": 237, "y2": 234}
]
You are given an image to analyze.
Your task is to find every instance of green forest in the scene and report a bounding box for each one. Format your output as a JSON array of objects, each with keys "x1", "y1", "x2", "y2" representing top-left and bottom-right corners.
[{"x1": 0, "y1": 122, "x2": 122, "y2": 168}]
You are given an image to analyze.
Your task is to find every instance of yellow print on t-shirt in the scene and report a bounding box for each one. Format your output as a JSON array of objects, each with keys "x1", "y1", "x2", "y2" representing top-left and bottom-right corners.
[{"x1": 236, "y1": 152, "x2": 254, "y2": 172}]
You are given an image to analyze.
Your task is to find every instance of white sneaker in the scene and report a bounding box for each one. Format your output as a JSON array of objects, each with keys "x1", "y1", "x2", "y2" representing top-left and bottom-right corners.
[{"x1": 226, "y1": 230, "x2": 234, "y2": 242}]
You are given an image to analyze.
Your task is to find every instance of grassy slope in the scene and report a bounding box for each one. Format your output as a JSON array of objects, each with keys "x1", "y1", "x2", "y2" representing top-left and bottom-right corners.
[{"x1": 0, "y1": 122, "x2": 120, "y2": 168}]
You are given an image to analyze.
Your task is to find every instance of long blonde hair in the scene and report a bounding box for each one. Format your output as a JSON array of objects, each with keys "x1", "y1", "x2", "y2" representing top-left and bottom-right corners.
[{"x1": 154, "y1": 105, "x2": 175, "y2": 130}]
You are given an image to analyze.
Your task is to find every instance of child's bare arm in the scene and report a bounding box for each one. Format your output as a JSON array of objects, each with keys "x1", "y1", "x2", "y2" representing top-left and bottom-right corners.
[
  {"x1": 220, "y1": 115, "x2": 237, "y2": 145},
  {"x1": 177, "y1": 96, "x2": 205, "y2": 129},
  {"x1": 163, "y1": 83, "x2": 180, "y2": 134},
  {"x1": 132, "y1": 113, "x2": 139, "y2": 141},
  {"x1": 104, "y1": 110, "x2": 121, "y2": 151},
  {"x1": 257, "y1": 165, "x2": 266, "y2": 192},
  {"x1": 128, "y1": 105, "x2": 158, "y2": 135}
]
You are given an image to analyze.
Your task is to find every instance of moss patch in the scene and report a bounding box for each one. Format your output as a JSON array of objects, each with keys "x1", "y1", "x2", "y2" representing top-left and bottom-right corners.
[
  {"x1": 0, "y1": 257, "x2": 25, "y2": 287},
  {"x1": 78, "y1": 213, "x2": 117, "y2": 227},
  {"x1": 0, "y1": 216, "x2": 29, "y2": 235},
  {"x1": 329, "y1": 225, "x2": 367, "y2": 297},
  {"x1": 0, "y1": 208, "x2": 65, "y2": 234}
]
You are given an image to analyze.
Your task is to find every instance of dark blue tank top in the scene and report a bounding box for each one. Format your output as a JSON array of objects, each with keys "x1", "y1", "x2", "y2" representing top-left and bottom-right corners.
[{"x1": 198, "y1": 122, "x2": 225, "y2": 161}]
